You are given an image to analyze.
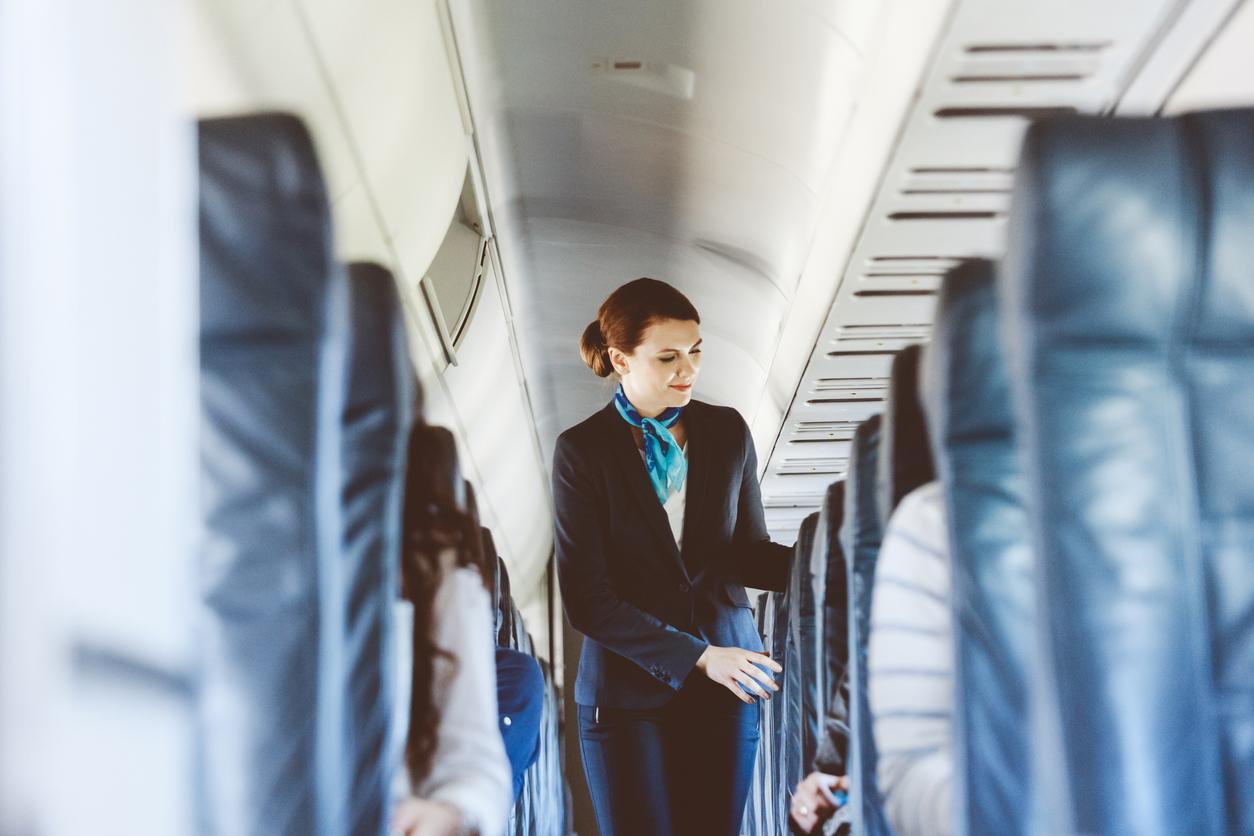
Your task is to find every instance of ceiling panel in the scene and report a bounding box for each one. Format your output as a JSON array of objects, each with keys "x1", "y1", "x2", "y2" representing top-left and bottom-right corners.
[
  {"x1": 760, "y1": 0, "x2": 1240, "y2": 541},
  {"x1": 458, "y1": 0, "x2": 880, "y2": 457}
]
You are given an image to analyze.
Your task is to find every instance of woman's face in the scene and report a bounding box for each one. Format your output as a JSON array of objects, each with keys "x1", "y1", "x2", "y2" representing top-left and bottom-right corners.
[{"x1": 611, "y1": 318, "x2": 702, "y2": 417}]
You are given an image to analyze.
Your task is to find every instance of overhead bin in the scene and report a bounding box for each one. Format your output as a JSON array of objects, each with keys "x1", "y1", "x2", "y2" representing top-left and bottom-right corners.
[
  {"x1": 923, "y1": 259, "x2": 1033, "y2": 836},
  {"x1": 420, "y1": 168, "x2": 490, "y2": 363},
  {"x1": 1004, "y1": 108, "x2": 1254, "y2": 836},
  {"x1": 198, "y1": 113, "x2": 346, "y2": 836},
  {"x1": 841, "y1": 415, "x2": 894, "y2": 836}
]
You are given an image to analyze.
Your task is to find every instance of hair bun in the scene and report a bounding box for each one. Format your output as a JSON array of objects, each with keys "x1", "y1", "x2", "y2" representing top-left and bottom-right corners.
[{"x1": 579, "y1": 319, "x2": 613, "y2": 377}]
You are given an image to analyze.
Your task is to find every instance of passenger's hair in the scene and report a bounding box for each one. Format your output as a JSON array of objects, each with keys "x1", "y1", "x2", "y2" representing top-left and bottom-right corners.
[
  {"x1": 579, "y1": 278, "x2": 701, "y2": 377},
  {"x1": 399, "y1": 424, "x2": 490, "y2": 786}
]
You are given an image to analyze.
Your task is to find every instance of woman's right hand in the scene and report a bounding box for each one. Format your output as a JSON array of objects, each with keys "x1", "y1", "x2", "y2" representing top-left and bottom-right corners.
[
  {"x1": 790, "y1": 772, "x2": 848, "y2": 833},
  {"x1": 695, "y1": 645, "x2": 782, "y2": 703}
]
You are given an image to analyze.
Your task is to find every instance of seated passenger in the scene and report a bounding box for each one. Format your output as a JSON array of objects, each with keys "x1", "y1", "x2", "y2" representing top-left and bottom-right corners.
[
  {"x1": 867, "y1": 480, "x2": 952, "y2": 836},
  {"x1": 494, "y1": 647, "x2": 545, "y2": 801},
  {"x1": 391, "y1": 426, "x2": 512, "y2": 836},
  {"x1": 790, "y1": 669, "x2": 851, "y2": 834}
]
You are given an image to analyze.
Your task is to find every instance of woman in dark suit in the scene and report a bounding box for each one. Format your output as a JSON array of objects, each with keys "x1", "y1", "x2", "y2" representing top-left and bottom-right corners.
[{"x1": 552, "y1": 277, "x2": 792, "y2": 835}]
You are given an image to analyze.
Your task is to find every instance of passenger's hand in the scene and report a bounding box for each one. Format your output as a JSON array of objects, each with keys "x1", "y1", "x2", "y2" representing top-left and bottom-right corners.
[
  {"x1": 695, "y1": 645, "x2": 782, "y2": 703},
  {"x1": 390, "y1": 796, "x2": 465, "y2": 836},
  {"x1": 790, "y1": 772, "x2": 848, "y2": 833}
]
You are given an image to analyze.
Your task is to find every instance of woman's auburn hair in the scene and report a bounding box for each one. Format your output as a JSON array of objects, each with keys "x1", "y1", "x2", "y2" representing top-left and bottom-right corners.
[
  {"x1": 399, "y1": 423, "x2": 492, "y2": 786},
  {"x1": 579, "y1": 277, "x2": 700, "y2": 377}
]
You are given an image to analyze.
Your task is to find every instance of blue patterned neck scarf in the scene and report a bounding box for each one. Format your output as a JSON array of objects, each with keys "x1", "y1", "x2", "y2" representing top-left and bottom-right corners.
[{"x1": 613, "y1": 384, "x2": 687, "y2": 504}]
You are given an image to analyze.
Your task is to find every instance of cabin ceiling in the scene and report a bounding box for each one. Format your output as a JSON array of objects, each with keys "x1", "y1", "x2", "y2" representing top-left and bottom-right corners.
[
  {"x1": 453, "y1": 0, "x2": 907, "y2": 460},
  {"x1": 454, "y1": 0, "x2": 1252, "y2": 541}
]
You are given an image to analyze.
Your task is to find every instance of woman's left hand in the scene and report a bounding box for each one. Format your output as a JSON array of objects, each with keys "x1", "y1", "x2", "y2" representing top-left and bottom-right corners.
[{"x1": 390, "y1": 797, "x2": 466, "y2": 836}]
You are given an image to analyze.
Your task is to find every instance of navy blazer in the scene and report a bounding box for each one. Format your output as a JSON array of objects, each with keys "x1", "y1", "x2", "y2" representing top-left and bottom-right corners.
[{"x1": 553, "y1": 398, "x2": 792, "y2": 709}]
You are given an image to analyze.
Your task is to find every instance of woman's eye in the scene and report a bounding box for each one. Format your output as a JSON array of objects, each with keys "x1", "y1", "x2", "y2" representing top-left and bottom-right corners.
[
  {"x1": 690, "y1": 348, "x2": 702, "y2": 355},
  {"x1": 660, "y1": 356, "x2": 676, "y2": 363}
]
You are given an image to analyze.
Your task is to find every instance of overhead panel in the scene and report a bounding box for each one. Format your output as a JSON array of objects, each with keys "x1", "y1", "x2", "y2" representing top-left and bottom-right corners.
[{"x1": 761, "y1": 0, "x2": 1238, "y2": 539}]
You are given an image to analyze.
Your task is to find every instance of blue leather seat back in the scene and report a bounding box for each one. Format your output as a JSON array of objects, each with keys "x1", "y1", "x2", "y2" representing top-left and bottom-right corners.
[
  {"x1": 749, "y1": 589, "x2": 784, "y2": 834},
  {"x1": 198, "y1": 113, "x2": 346, "y2": 836},
  {"x1": 1004, "y1": 108, "x2": 1254, "y2": 836},
  {"x1": 746, "y1": 591, "x2": 772, "y2": 835},
  {"x1": 923, "y1": 259, "x2": 1034, "y2": 836},
  {"x1": 784, "y1": 512, "x2": 821, "y2": 790},
  {"x1": 770, "y1": 587, "x2": 791, "y2": 829},
  {"x1": 341, "y1": 262, "x2": 414, "y2": 836},
  {"x1": 878, "y1": 344, "x2": 936, "y2": 529},
  {"x1": 817, "y1": 480, "x2": 849, "y2": 770},
  {"x1": 842, "y1": 414, "x2": 894, "y2": 836}
]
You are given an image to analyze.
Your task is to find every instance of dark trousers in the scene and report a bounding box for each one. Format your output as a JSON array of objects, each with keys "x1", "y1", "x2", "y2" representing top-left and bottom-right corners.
[{"x1": 578, "y1": 676, "x2": 760, "y2": 836}]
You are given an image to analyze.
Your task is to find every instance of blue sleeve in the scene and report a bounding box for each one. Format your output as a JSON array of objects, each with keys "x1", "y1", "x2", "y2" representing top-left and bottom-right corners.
[
  {"x1": 731, "y1": 415, "x2": 793, "y2": 591},
  {"x1": 552, "y1": 433, "x2": 707, "y2": 690}
]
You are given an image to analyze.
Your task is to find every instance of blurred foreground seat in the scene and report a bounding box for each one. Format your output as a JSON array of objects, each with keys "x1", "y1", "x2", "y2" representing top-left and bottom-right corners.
[{"x1": 1005, "y1": 108, "x2": 1254, "y2": 836}]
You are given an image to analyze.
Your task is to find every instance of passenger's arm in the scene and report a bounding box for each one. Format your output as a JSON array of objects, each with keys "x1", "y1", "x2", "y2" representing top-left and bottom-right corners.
[
  {"x1": 407, "y1": 569, "x2": 512, "y2": 836},
  {"x1": 730, "y1": 417, "x2": 792, "y2": 591},
  {"x1": 868, "y1": 484, "x2": 954, "y2": 836},
  {"x1": 552, "y1": 434, "x2": 707, "y2": 690}
]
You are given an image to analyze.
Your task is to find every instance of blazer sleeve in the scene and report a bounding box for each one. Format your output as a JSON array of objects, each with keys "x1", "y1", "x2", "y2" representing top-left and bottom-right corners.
[
  {"x1": 730, "y1": 416, "x2": 792, "y2": 592},
  {"x1": 552, "y1": 433, "x2": 708, "y2": 691}
]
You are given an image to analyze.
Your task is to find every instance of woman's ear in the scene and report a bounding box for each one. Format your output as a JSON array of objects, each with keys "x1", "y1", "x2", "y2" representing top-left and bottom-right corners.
[{"x1": 609, "y1": 346, "x2": 631, "y2": 377}]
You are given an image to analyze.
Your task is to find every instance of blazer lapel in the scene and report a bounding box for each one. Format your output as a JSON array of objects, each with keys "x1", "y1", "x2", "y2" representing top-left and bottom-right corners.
[
  {"x1": 602, "y1": 404, "x2": 688, "y2": 579},
  {"x1": 679, "y1": 400, "x2": 710, "y2": 567}
]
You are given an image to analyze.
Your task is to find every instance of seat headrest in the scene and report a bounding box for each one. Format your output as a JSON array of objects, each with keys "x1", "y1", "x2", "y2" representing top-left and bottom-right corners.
[
  {"x1": 1003, "y1": 107, "x2": 1254, "y2": 836},
  {"x1": 1006, "y1": 108, "x2": 1254, "y2": 350},
  {"x1": 346, "y1": 261, "x2": 420, "y2": 425},
  {"x1": 199, "y1": 114, "x2": 335, "y2": 341},
  {"x1": 843, "y1": 413, "x2": 884, "y2": 557},
  {"x1": 923, "y1": 259, "x2": 1008, "y2": 450},
  {"x1": 878, "y1": 344, "x2": 935, "y2": 527}
]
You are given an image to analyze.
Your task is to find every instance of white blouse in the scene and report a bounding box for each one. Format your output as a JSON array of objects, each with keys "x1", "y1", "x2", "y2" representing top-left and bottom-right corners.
[
  {"x1": 391, "y1": 565, "x2": 512, "y2": 836},
  {"x1": 641, "y1": 443, "x2": 687, "y2": 549}
]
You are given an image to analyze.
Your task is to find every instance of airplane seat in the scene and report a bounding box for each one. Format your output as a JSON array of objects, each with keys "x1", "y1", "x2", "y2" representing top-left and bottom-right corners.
[
  {"x1": 770, "y1": 584, "x2": 792, "y2": 829},
  {"x1": 197, "y1": 112, "x2": 346, "y2": 835},
  {"x1": 499, "y1": 559, "x2": 518, "y2": 648},
  {"x1": 816, "y1": 479, "x2": 850, "y2": 771},
  {"x1": 481, "y1": 528, "x2": 505, "y2": 642},
  {"x1": 746, "y1": 591, "x2": 771, "y2": 836},
  {"x1": 341, "y1": 261, "x2": 416, "y2": 836},
  {"x1": 1004, "y1": 108, "x2": 1254, "y2": 836},
  {"x1": 783, "y1": 512, "x2": 822, "y2": 794},
  {"x1": 841, "y1": 414, "x2": 894, "y2": 836},
  {"x1": 922, "y1": 259, "x2": 1033, "y2": 836},
  {"x1": 877, "y1": 344, "x2": 936, "y2": 529},
  {"x1": 511, "y1": 657, "x2": 568, "y2": 836},
  {"x1": 748, "y1": 588, "x2": 785, "y2": 835}
]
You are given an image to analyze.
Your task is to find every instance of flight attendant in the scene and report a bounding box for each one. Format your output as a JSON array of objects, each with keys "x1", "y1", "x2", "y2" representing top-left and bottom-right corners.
[{"x1": 552, "y1": 277, "x2": 792, "y2": 835}]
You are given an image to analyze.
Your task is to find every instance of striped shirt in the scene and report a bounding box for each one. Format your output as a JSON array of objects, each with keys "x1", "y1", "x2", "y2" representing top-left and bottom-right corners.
[{"x1": 867, "y1": 481, "x2": 953, "y2": 836}]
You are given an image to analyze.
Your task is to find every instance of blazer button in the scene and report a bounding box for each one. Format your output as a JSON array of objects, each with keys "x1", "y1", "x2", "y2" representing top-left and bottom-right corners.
[{"x1": 677, "y1": 582, "x2": 689, "y2": 592}]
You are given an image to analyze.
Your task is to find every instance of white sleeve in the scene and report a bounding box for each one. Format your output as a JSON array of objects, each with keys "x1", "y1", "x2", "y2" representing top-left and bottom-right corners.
[
  {"x1": 867, "y1": 482, "x2": 954, "y2": 836},
  {"x1": 407, "y1": 568, "x2": 512, "y2": 836}
]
